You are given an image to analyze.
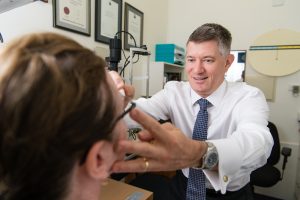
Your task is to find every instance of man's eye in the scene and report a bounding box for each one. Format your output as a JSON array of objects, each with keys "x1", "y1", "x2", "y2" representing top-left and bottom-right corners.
[
  {"x1": 187, "y1": 58, "x2": 195, "y2": 62},
  {"x1": 203, "y1": 59, "x2": 213, "y2": 63}
]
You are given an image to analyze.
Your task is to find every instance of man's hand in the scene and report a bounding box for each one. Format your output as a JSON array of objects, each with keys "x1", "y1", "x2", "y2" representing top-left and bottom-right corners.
[
  {"x1": 108, "y1": 70, "x2": 135, "y2": 105},
  {"x1": 112, "y1": 108, "x2": 206, "y2": 173}
]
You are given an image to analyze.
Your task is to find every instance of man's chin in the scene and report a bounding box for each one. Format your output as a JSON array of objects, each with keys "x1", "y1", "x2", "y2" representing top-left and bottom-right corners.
[{"x1": 191, "y1": 86, "x2": 208, "y2": 96}]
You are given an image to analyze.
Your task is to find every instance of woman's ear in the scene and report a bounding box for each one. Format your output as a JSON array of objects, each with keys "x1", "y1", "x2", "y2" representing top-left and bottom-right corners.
[{"x1": 84, "y1": 141, "x2": 116, "y2": 181}]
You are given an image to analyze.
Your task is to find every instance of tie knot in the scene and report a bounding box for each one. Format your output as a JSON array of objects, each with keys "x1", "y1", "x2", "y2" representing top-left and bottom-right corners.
[{"x1": 198, "y1": 98, "x2": 210, "y2": 110}]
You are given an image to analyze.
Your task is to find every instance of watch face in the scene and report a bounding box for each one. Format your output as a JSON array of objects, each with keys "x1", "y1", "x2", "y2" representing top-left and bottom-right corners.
[{"x1": 207, "y1": 152, "x2": 218, "y2": 168}]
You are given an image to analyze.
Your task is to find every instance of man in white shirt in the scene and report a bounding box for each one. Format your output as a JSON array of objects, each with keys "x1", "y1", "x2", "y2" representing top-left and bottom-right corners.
[{"x1": 112, "y1": 23, "x2": 273, "y2": 200}]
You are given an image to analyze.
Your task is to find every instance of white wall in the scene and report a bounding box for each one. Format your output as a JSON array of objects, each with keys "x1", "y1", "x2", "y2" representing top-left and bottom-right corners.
[
  {"x1": 0, "y1": 0, "x2": 169, "y2": 97},
  {"x1": 0, "y1": 0, "x2": 169, "y2": 51},
  {"x1": 0, "y1": 1, "x2": 101, "y2": 50},
  {"x1": 165, "y1": 0, "x2": 300, "y2": 49},
  {"x1": 165, "y1": 0, "x2": 300, "y2": 199}
]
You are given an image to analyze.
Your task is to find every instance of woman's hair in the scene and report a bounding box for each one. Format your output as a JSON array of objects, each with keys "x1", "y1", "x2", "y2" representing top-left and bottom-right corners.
[
  {"x1": 187, "y1": 23, "x2": 232, "y2": 56},
  {"x1": 0, "y1": 32, "x2": 118, "y2": 200}
]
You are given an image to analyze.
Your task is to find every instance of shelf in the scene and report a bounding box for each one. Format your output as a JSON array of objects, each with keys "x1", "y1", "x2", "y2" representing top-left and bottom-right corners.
[
  {"x1": 147, "y1": 61, "x2": 185, "y2": 96},
  {"x1": 155, "y1": 61, "x2": 184, "y2": 69}
]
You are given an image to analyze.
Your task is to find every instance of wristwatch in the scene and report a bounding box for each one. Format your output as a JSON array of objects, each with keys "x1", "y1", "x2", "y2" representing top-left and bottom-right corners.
[{"x1": 194, "y1": 142, "x2": 219, "y2": 170}]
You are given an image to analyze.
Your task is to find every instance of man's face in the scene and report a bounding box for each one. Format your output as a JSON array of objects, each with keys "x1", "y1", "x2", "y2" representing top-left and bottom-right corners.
[{"x1": 185, "y1": 40, "x2": 233, "y2": 97}]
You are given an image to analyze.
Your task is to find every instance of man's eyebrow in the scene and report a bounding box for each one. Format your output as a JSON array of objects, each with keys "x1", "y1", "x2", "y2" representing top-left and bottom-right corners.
[{"x1": 203, "y1": 56, "x2": 214, "y2": 59}]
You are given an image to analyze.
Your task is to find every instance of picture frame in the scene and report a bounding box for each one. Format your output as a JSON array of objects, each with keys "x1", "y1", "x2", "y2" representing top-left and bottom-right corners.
[
  {"x1": 124, "y1": 3, "x2": 143, "y2": 50},
  {"x1": 95, "y1": 0, "x2": 122, "y2": 44},
  {"x1": 53, "y1": 0, "x2": 91, "y2": 36}
]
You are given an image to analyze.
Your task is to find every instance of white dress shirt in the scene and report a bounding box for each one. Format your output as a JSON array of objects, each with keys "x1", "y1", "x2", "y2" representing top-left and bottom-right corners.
[{"x1": 133, "y1": 80, "x2": 273, "y2": 194}]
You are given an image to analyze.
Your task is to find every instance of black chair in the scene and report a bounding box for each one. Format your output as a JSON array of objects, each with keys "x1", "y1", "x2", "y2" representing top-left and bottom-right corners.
[{"x1": 250, "y1": 121, "x2": 292, "y2": 188}]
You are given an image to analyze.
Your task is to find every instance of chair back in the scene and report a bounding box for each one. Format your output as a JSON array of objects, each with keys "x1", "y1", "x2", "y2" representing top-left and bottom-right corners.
[
  {"x1": 250, "y1": 121, "x2": 291, "y2": 188},
  {"x1": 267, "y1": 121, "x2": 280, "y2": 165}
]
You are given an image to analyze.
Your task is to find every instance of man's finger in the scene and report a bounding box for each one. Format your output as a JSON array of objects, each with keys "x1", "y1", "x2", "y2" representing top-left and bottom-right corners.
[
  {"x1": 138, "y1": 131, "x2": 154, "y2": 142},
  {"x1": 112, "y1": 158, "x2": 148, "y2": 173},
  {"x1": 124, "y1": 84, "x2": 135, "y2": 100},
  {"x1": 118, "y1": 140, "x2": 160, "y2": 159},
  {"x1": 129, "y1": 109, "x2": 166, "y2": 141},
  {"x1": 108, "y1": 71, "x2": 124, "y2": 90},
  {"x1": 112, "y1": 158, "x2": 169, "y2": 173}
]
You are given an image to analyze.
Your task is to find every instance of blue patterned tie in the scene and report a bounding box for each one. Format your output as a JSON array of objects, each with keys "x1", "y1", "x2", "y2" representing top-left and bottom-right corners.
[{"x1": 186, "y1": 98, "x2": 210, "y2": 200}]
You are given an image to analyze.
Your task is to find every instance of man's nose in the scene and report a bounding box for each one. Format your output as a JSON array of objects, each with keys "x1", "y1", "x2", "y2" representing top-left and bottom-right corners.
[{"x1": 193, "y1": 61, "x2": 205, "y2": 73}]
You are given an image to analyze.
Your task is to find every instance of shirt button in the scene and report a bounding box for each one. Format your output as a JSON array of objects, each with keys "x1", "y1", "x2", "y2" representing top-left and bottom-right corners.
[{"x1": 223, "y1": 175, "x2": 228, "y2": 182}]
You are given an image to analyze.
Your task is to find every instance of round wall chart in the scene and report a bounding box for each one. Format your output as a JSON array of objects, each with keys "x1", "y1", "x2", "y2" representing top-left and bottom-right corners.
[{"x1": 248, "y1": 29, "x2": 300, "y2": 76}]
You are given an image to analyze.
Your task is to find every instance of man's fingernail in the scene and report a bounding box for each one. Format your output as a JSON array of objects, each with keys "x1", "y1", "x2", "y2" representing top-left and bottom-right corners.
[{"x1": 119, "y1": 89, "x2": 125, "y2": 96}]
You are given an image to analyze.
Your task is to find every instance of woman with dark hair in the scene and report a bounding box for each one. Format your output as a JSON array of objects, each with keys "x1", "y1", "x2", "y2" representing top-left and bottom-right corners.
[{"x1": 0, "y1": 32, "x2": 130, "y2": 200}]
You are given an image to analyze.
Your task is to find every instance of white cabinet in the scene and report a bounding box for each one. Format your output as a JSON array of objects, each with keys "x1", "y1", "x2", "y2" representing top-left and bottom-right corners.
[{"x1": 148, "y1": 62, "x2": 185, "y2": 96}]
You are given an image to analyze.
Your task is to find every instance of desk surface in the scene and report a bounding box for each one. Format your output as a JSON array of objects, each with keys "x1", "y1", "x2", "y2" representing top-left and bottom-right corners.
[{"x1": 101, "y1": 178, "x2": 153, "y2": 200}]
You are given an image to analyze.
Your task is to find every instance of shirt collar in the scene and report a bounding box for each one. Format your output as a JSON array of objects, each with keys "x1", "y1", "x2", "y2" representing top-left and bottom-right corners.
[{"x1": 190, "y1": 80, "x2": 227, "y2": 107}]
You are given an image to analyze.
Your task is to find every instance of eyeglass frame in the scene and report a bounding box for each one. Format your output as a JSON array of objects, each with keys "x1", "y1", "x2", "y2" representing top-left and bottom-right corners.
[
  {"x1": 79, "y1": 101, "x2": 136, "y2": 165},
  {"x1": 115, "y1": 101, "x2": 136, "y2": 122}
]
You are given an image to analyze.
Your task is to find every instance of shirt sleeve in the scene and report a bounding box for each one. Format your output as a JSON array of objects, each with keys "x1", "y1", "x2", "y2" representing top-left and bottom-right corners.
[
  {"x1": 125, "y1": 82, "x2": 174, "y2": 128},
  {"x1": 204, "y1": 89, "x2": 274, "y2": 194},
  {"x1": 135, "y1": 81, "x2": 180, "y2": 120}
]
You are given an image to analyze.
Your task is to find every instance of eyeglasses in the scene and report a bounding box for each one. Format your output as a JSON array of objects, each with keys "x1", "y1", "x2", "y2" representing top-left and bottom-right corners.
[
  {"x1": 79, "y1": 101, "x2": 136, "y2": 165},
  {"x1": 115, "y1": 101, "x2": 136, "y2": 122}
]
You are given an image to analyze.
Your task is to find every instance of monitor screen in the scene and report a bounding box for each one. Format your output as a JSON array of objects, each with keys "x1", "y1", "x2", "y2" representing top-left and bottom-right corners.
[{"x1": 225, "y1": 50, "x2": 246, "y2": 82}]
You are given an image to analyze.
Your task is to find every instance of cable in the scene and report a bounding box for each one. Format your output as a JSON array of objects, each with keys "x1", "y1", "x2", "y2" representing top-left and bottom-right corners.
[
  {"x1": 121, "y1": 49, "x2": 126, "y2": 60},
  {"x1": 120, "y1": 56, "x2": 130, "y2": 77},
  {"x1": 108, "y1": 30, "x2": 137, "y2": 73},
  {"x1": 133, "y1": 54, "x2": 140, "y2": 64},
  {"x1": 110, "y1": 30, "x2": 145, "y2": 76},
  {"x1": 120, "y1": 54, "x2": 133, "y2": 77},
  {"x1": 114, "y1": 30, "x2": 137, "y2": 48},
  {"x1": 119, "y1": 52, "x2": 141, "y2": 77}
]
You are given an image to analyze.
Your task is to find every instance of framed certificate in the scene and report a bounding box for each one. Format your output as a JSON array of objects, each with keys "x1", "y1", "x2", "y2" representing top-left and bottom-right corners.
[
  {"x1": 124, "y1": 3, "x2": 143, "y2": 50},
  {"x1": 53, "y1": 0, "x2": 91, "y2": 36},
  {"x1": 95, "y1": 0, "x2": 122, "y2": 44}
]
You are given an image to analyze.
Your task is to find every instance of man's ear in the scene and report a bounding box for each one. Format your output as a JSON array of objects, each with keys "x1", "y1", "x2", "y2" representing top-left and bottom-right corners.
[
  {"x1": 84, "y1": 140, "x2": 116, "y2": 180},
  {"x1": 225, "y1": 54, "x2": 235, "y2": 70}
]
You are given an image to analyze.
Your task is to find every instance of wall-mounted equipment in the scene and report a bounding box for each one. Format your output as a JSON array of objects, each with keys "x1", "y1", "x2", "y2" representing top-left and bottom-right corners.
[
  {"x1": 289, "y1": 85, "x2": 300, "y2": 97},
  {"x1": 155, "y1": 44, "x2": 185, "y2": 66}
]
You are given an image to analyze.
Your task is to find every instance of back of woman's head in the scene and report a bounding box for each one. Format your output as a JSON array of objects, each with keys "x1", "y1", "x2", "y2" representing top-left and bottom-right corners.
[{"x1": 0, "y1": 32, "x2": 117, "y2": 200}]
